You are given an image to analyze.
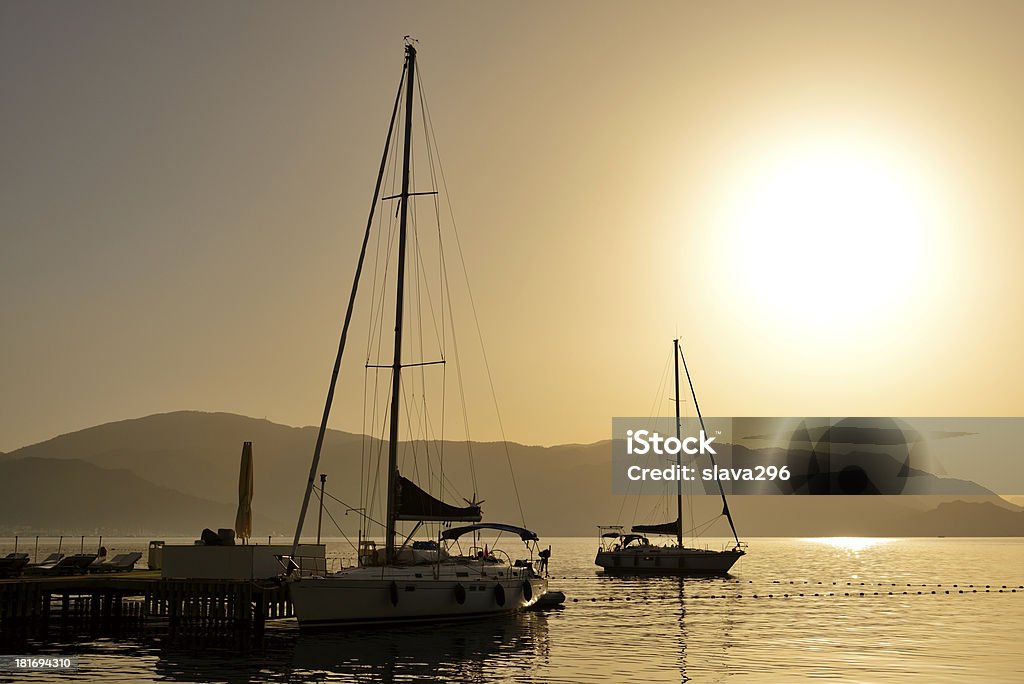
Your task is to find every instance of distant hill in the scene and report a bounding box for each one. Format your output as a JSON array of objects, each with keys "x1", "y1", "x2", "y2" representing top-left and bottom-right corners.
[
  {"x1": 1, "y1": 411, "x2": 1021, "y2": 537},
  {"x1": 896, "y1": 501, "x2": 1024, "y2": 536},
  {"x1": 0, "y1": 457, "x2": 246, "y2": 535}
]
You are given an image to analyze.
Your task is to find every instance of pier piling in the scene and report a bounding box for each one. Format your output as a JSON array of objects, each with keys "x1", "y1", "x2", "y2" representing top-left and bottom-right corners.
[{"x1": 0, "y1": 574, "x2": 290, "y2": 640}]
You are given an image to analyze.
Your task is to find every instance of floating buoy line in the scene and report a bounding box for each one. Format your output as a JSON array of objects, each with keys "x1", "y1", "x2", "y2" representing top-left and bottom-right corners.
[
  {"x1": 566, "y1": 588, "x2": 1020, "y2": 602},
  {"x1": 539, "y1": 577, "x2": 1024, "y2": 603}
]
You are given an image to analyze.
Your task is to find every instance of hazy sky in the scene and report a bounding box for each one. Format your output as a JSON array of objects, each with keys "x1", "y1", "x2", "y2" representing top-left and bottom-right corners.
[{"x1": 3, "y1": 1, "x2": 1023, "y2": 453}]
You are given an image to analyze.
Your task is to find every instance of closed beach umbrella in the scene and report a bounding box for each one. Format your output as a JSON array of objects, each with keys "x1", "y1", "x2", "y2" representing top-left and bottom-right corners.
[{"x1": 235, "y1": 441, "x2": 254, "y2": 543}]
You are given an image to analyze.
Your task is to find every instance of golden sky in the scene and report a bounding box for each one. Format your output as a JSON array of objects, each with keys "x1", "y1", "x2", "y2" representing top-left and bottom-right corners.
[{"x1": 2, "y1": 1, "x2": 1023, "y2": 452}]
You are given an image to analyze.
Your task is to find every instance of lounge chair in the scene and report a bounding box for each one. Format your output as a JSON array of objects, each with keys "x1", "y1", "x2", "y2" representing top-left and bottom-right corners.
[
  {"x1": 0, "y1": 552, "x2": 30, "y2": 578},
  {"x1": 29, "y1": 552, "x2": 64, "y2": 567},
  {"x1": 25, "y1": 553, "x2": 97, "y2": 576},
  {"x1": 23, "y1": 552, "x2": 63, "y2": 573},
  {"x1": 87, "y1": 552, "x2": 142, "y2": 574}
]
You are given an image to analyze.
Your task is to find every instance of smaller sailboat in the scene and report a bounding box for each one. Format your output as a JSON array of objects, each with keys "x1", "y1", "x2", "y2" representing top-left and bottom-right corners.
[{"x1": 595, "y1": 338, "x2": 746, "y2": 574}]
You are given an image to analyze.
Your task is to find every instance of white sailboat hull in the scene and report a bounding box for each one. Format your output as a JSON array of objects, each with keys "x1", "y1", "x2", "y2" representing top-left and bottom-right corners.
[
  {"x1": 595, "y1": 546, "x2": 744, "y2": 574},
  {"x1": 290, "y1": 563, "x2": 547, "y2": 630}
]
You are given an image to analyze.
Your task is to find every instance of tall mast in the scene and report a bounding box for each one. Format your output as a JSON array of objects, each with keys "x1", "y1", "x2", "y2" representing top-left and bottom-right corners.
[
  {"x1": 385, "y1": 43, "x2": 417, "y2": 563},
  {"x1": 673, "y1": 338, "x2": 684, "y2": 549},
  {"x1": 289, "y1": 49, "x2": 406, "y2": 564}
]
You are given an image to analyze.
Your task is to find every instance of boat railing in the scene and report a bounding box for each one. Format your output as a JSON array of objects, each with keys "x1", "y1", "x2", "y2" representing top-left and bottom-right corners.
[
  {"x1": 597, "y1": 525, "x2": 625, "y2": 551},
  {"x1": 490, "y1": 548, "x2": 514, "y2": 568},
  {"x1": 465, "y1": 546, "x2": 514, "y2": 570},
  {"x1": 277, "y1": 553, "x2": 336, "y2": 577}
]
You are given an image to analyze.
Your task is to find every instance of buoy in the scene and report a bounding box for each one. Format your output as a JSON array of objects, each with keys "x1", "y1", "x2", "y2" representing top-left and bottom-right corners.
[
  {"x1": 494, "y1": 582, "x2": 506, "y2": 607},
  {"x1": 454, "y1": 583, "x2": 466, "y2": 605},
  {"x1": 389, "y1": 581, "x2": 399, "y2": 607},
  {"x1": 523, "y1": 580, "x2": 533, "y2": 602}
]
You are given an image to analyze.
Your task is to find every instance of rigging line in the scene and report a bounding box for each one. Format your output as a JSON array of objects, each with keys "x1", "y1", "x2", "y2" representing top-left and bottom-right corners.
[
  {"x1": 400, "y1": 361, "x2": 445, "y2": 500},
  {"x1": 290, "y1": 61, "x2": 406, "y2": 560},
  {"x1": 438, "y1": 242, "x2": 478, "y2": 494},
  {"x1": 401, "y1": 386, "x2": 464, "y2": 504},
  {"x1": 407, "y1": 156, "x2": 424, "y2": 489},
  {"x1": 422, "y1": 421, "x2": 470, "y2": 502},
  {"x1": 644, "y1": 497, "x2": 663, "y2": 522},
  {"x1": 617, "y1": 350, "x2": 672, "y2": 524},
  {"x1": 365, "y1": 81, "x2": 405, "y2": 365},
  {"x1": 417, "y1": 68, "x2": 478, "y2": 498},
  {"x1": 364, "y1": 360, "x2": 372, "y2": 536},
  {"x1": 416, "y1": 66, "x2": 449, "y2": 509},
  {"x1": 407, "y1": 245, "x2": 447, "y2": 503},
  {"x1": 362, "y1": 124, "x2": 401, "y2": 522},
  {"x1": 439, "y1": 281, "x2": 447, "y2": 516},
  {"x1": 679, "y1": 342, "x2": 740, "y2": 545},
  {"x1": 439, "y1": 354, "x2": 446, "y2": 460},
  {"x1": 627, "y1": 348, "x2": 673, "y2": 526},
  {"x1": 366, "y1": 177, "x2": 401, "y2": 366},
  {"x1": 363, "y1": 130, "x2": 403, "y2": 515},
  {"x1": 367, "y1": 377, "x2": 395, "y2": 531},
  {"x1": 417, "y1": 402, "x2": 465, "y2": 503},
  {"x1": 419, "y1": 92, "x2": 523, "y2": 527},
  {"x1": 399, "y1": 373, "x2": 425, "y2": 485},
  {"x1": 687, "y1": 516, "x2": 720, "y2": 538},
  {"x1": 412, "y1": 67, "x2": 451, "y2": 505},
  {"x1": 418, "y1": 224, "x2": 432, "y2": 500},
  {"x1": 683, "y1": 402, "x2": 697, "y2": 546},
  {"x1": 313, "y1": 488, "x2": 359, "y2": 553},
  {"x1": 407, "y1": 142, "x2": 439, "y2": 502},
  {"x1": 429, "y1": 191, "x2": 475, "y2": 494},
  {"x1": 363, "y1": 364, "x2": 380, "y2": 520},
  {"x1": 411, "y1": 213, "x2": 446, "y2": 360},
  {"x1": 414, "y1": 67, "x2": 446, "y2": 358},
  {"x1": 363, "y1": 222, "x2": 392, "y2": 514}
]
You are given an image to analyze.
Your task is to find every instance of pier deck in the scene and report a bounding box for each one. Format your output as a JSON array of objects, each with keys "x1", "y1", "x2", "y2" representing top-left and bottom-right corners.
[{"x1": 0, "y1": 571, "x2": 293, "y2": 638}]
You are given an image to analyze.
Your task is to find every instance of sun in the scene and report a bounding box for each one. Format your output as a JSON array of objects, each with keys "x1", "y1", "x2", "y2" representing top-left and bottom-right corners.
[{"x1": 714, "y1": 133, "x2": 947, "y2": 330}]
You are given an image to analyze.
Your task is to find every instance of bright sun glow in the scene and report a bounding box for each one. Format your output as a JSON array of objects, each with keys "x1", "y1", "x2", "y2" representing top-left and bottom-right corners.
[{"x1": 716, "y1": 133, "x2": 948, "y2": 329}]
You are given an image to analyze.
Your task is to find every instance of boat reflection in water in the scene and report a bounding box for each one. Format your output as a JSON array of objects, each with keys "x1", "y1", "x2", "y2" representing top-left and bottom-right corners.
[
  {"x1": 147, "y1": 612, "x2": 550, "y2": 683},
  {"x1": 588, "y1": 572, "x2": 740, "y2": 683},
  {"x1": 289, "y1": 611, "x2": 550, "y2": 682}
]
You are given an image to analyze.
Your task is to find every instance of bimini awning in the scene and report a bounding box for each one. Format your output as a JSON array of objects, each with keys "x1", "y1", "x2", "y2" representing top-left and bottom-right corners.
[{"x1": 441, "y1": 523, "x2": 539, "y2": 542}]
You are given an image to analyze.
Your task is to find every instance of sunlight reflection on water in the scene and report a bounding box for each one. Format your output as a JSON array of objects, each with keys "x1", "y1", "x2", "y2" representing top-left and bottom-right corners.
[{"x1": 806, "y1": 536, "x2": 895, "y2": 554}]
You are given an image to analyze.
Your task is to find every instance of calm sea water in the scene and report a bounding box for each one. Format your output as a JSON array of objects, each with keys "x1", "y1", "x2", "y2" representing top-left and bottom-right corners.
[{"x1": 2, "y1": 537, "x2": 1023, "y2": 683}]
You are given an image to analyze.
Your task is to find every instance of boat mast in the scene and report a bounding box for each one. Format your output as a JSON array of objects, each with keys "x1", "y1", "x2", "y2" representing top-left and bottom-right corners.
[
  {"x1": 673, "y1": 338, "x2": 684, "y2": 549},
  {"x1": 288, "y1": 49, "x2": 406, "y2": 564},
  {"x1": 385, "y1": 42, "x2": 417, "y2": 563}
]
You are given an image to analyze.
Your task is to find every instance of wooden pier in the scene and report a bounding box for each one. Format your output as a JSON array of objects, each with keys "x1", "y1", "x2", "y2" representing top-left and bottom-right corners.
[{"x1": 0, "y1": 572, "x2": 292, "y2": 639}]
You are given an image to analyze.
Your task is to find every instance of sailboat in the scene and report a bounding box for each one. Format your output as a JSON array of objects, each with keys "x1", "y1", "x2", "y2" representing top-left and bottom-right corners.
[
  {"x1": 595, "y1": 338, "x2": 746, "y2": 574},
  {"x1": 285, "y1": 42, "x2": 547, "y2": 629}
]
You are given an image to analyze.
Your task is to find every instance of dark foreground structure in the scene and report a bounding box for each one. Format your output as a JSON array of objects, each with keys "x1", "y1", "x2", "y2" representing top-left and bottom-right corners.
[{"x1": 0, "y1": 571, "x2": 291, "y2": 641}]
